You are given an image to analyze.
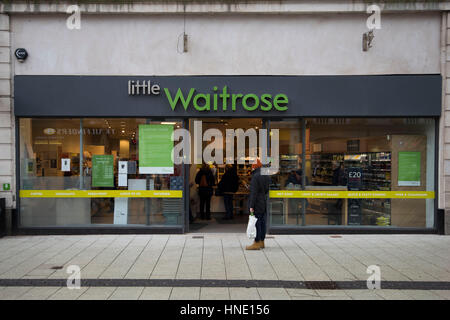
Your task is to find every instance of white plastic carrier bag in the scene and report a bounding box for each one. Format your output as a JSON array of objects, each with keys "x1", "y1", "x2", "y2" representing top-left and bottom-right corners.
[{"x1": 246, "y1": 215, "x2": 258, "y2": 239}]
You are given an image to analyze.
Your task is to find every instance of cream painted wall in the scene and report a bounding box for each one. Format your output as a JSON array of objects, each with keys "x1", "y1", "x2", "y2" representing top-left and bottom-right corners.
[{"x1": 11, "y1": 12, "x2": 440, "y2": 76}]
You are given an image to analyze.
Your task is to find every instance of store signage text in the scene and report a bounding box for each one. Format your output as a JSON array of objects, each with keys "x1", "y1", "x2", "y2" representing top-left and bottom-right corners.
[
  {"x1": 42, "y1": 128, "x2": 116, "y2": 136},
  {"x1": 128, "y1": 80, "x2": 288, "y2": 112},
  {"x1": 128, "y1": 80, "x2": 161, "y2": 95}
]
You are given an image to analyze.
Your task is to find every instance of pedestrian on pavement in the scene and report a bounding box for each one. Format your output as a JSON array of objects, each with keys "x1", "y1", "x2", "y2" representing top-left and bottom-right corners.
[
  {"x1": 218, "y1": 164, "x2": 239, "y2": 220},
  {"x1": 246, "y1": 158, "x2": 271, "y2": 250},
  {"x1": 195, "y1": 163, "x2": 215, "y2": 220}
]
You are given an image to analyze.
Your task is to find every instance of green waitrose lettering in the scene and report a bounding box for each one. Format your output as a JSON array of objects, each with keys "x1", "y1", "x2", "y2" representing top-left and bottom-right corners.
[{"x1": 164, "y1": 86, "x2": 288, "y2": 112}]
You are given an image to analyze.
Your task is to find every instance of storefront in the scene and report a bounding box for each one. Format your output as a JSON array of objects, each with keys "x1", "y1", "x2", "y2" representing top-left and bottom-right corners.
[{"x1": 14, "y1": 75, "x2": 441, "y2": 234}]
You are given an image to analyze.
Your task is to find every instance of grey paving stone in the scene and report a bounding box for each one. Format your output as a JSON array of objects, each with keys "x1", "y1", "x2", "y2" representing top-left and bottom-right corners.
[
  {"x1": 139, "y1": 287, "x2": 173, "y2": 300},
  {"x1": 257, "y1": 288, "x2": 291, "y2": 300},
  {"x1": 229, "y1": 287, "x2": 261, "y2": 300},
  {"x1": 18, "y1": 287, "x2": 60, "y2": 300},
  {"x1": 431, "y1": 290, "x2": 450, "y2": 300},
  {"x1": 170, "y1": 287, "x2": 200, "y2": 300},
  {"x1": 200, "y1": 287, "x2": 230, "y2": 300},
  {"x1": 77, "y1": 287, "x2": 116, "y2": 300},
  {"x1": 109, "y1": 287, "x2": 144, "y2": 300},
  {"x1": 315, "y1": 289, "x2": 351, "y2": 299},
  {"x1": 286, "y1": 288, "x2": 320, "y2": 299},
  {"x1": 401, "y1": 290, "x2": 446, "y2": 300},
  {"x1": 343, "y1": 289, "x2": 385, "y2": 300},
  {"x1": 48, "y1": 287, "x2": 89, "y2": 300},
  {"x1": 0, "y1": 286, "x2": 32, "y2": 300}
]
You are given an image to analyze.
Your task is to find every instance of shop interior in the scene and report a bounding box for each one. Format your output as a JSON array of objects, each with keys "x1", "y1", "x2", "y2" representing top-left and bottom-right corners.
[
  {"x1": 269, "y1": 118, "x2": 434, "y2": 228},
  {"x1": 20, "y1": 118, "x2": 185, "y2": 227},
  {"x1": 188, "y1": 118, "x2": 263, "y2": 232},
  {"x1": 20, "y1": 117, "x2": 435, "y2": 229}
]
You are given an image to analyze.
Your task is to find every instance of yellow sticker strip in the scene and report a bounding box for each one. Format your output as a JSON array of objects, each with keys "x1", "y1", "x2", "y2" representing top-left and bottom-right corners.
[
  {"x1": 20, "y1": 190, "x2": 183, "y2": 198},
  {"x1": 269, "y1": 190, "x2": 435, "y2": 199}
]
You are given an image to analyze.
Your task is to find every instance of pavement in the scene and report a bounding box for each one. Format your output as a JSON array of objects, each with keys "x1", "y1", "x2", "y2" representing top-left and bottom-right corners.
[{"x1": 0, "y1": 233, "x2": 449, "y2": 300}]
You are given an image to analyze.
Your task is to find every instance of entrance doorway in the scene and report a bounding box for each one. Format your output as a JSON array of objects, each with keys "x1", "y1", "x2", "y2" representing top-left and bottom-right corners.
[{"x1": 188, "y1": 118, "x2": 263, "y2": 233}]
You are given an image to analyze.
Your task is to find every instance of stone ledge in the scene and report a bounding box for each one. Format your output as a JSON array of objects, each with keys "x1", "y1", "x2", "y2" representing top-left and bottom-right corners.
[
  {"x1": 0, "y1": 1, "x2": 448, "y2": 14},
  {"x1": 0, "y1": 14, "x2": 8, "y2": 31}
]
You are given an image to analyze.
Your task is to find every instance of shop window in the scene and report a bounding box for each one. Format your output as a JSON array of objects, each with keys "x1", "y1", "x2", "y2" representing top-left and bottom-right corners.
[
  {"x1": 269, "y1": 118, "x2": 435, "y2": 228},
  {"x1": 19, "y1": 118, "x2": 184, "y2": 227}
]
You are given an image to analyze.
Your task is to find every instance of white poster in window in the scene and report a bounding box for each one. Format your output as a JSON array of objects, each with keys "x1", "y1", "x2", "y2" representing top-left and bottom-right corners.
[
  {"x1": 128, "y1": 179, "x2": 147, "y2": 191},
  {"x1": 118, "y1": 173, "x2": 128, "y2": 187},
  {"x1": 118, "y1": 161, "x2": 128, "y2": 174},
  {"x1": 114, "y1": 198, "x2": 128, "y2": 225},
  {"x1": 61, "y1": 158, "x2": 71, "y2": 172}
]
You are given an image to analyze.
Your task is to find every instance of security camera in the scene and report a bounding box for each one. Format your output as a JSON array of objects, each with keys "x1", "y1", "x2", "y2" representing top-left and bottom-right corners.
[
  {"x1": 362, "y1": 30, "x2": 374, "y2": 52},
  {"x1": 14, "y1": 48, "x2": 28, "y2": 62}
]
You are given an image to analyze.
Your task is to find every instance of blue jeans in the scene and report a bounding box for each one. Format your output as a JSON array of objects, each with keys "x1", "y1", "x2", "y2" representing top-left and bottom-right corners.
[
  {"x1": 223, "y1": 194, "x2": 234, "y2": 218},
  {"x1": 255, "y1": 213, "x2": 266, "y2": 242}
]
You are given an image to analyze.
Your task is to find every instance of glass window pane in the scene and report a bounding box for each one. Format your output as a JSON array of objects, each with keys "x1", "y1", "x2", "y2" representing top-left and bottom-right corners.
[
  {"x1": 268, "y1": 119, "x2": 305, "y2": 226},
  {"x1": 19, "y1": 118, "x2": 185, "y2": 227},
  {"x1": 19, "y1": 118, "x2": 81, "y2": 226},
  {"x1": 268, "y1": 118, "x2": 435, "y2": 228},
  {"x1": 82, "y1": 118, "x2": 184, "y2": 226},
  {"x1": 304, "y1": 118, "x2": 435, "y2": 228}
]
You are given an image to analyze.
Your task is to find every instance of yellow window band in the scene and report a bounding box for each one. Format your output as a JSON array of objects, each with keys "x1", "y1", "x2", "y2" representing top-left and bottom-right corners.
[
  {"x1": 19, "y1": 190, "x2": 183, "y2": 198},
  {"x1": 269, "y1": 190, "x2": 435, "y2": 199}
]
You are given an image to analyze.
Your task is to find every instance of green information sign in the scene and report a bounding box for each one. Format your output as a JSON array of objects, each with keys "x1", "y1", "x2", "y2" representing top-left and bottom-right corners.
[
  {"x1": 92, "y1": 155, "x2": 114, "y2": 187},
  {"x1": 139, "y1": 124, "x2": 174, "y2": 174},
  {"x1": 398, "y1": 151, "x2": 421, "y2": 187}
]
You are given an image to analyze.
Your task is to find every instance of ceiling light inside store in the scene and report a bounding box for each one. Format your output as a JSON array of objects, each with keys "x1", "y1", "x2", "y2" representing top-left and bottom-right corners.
[{"x1": 161, "y1": 122, "x2": 176, "y2": 125}]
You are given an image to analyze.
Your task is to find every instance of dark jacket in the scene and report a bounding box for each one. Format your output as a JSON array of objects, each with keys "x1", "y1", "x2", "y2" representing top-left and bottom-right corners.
[
  {"x1": 195, "y1": 167, "x2": 215, "y2": 189},
  {"x1": 285, "y1": 171, "x2": 309, "y2": 187},
  {"x1": 332, "y1": 167, "x2": 347, "y2": 186},
  {"x1": 218, "y1": 168, "x2": 239, "y2": 193},
  {"x1": 248, "y1": 168, "x2": 270, "y2": 215}
]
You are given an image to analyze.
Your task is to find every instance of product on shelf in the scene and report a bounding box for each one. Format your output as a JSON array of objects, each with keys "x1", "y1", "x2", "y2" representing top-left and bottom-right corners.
[{"x1": 310, "y1": 151, "x2": 391, "y2": 226}]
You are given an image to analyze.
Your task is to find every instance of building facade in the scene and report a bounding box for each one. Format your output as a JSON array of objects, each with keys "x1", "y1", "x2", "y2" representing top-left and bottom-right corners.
[{"x1": 0, "y1": 1, "x2": 449, "y2": 234}]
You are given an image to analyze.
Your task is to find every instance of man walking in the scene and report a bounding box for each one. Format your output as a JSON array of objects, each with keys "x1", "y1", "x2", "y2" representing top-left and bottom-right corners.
[
  {"x1": 246, "y1": 158, "x2": 271, "y2": 250},
  {"x1": 195, "y1": 163, "x2": 215, "y2": 220},
  {"x1": 218, "y1": 164, "x2": 239, "y2": 220}
]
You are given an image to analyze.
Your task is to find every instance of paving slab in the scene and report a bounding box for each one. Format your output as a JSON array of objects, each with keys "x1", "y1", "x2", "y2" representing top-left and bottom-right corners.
[
  {"x1": 431, "y1": 290, "x2": 450, "y2": 300},
  {"x1": 77, "y1": 287, "x2": 116, "y2": 300},
  {"x1": 18, "y1": 287, "x2": 60, "y2": 300},
  {"x1": 343, "y1": 289, "x2": 385, "y2": 300},
  {"x1": 109, "y1": 287, "x2": 144, "y2": 300},
  {"x1": 0, "y1": 286, "x2": 32, "y2": 300},
  {"x1": 401, "y1": 290, "x2": 446, "y2": 300},
  {"x1": 315, "y1": 289, "x2": 352, "y2": 300},
  {"x1": 0, "y1": 234, "x2": 449, "y2": 301},
  {"x1": 256, "y1": 288, "x2": 291, "y2": 300},
  {"x1": 229, "y1": 287, "x2": 261, "y2": 300},
  {"x1": 200, "y1": 287, "x2": 230, "y2": 300},
  {"x1": 139, "y1": 287, "x2": 173, "y2": 300},
  {"x1": 170, "y1": 287, "x2": 200, "y2": 300},
  {"x1": 48, "y1": 287, "x2": 89, "y2": 300},
  {"x1": 286, "y1": 288, "x2": 320, "y2": 299}
]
